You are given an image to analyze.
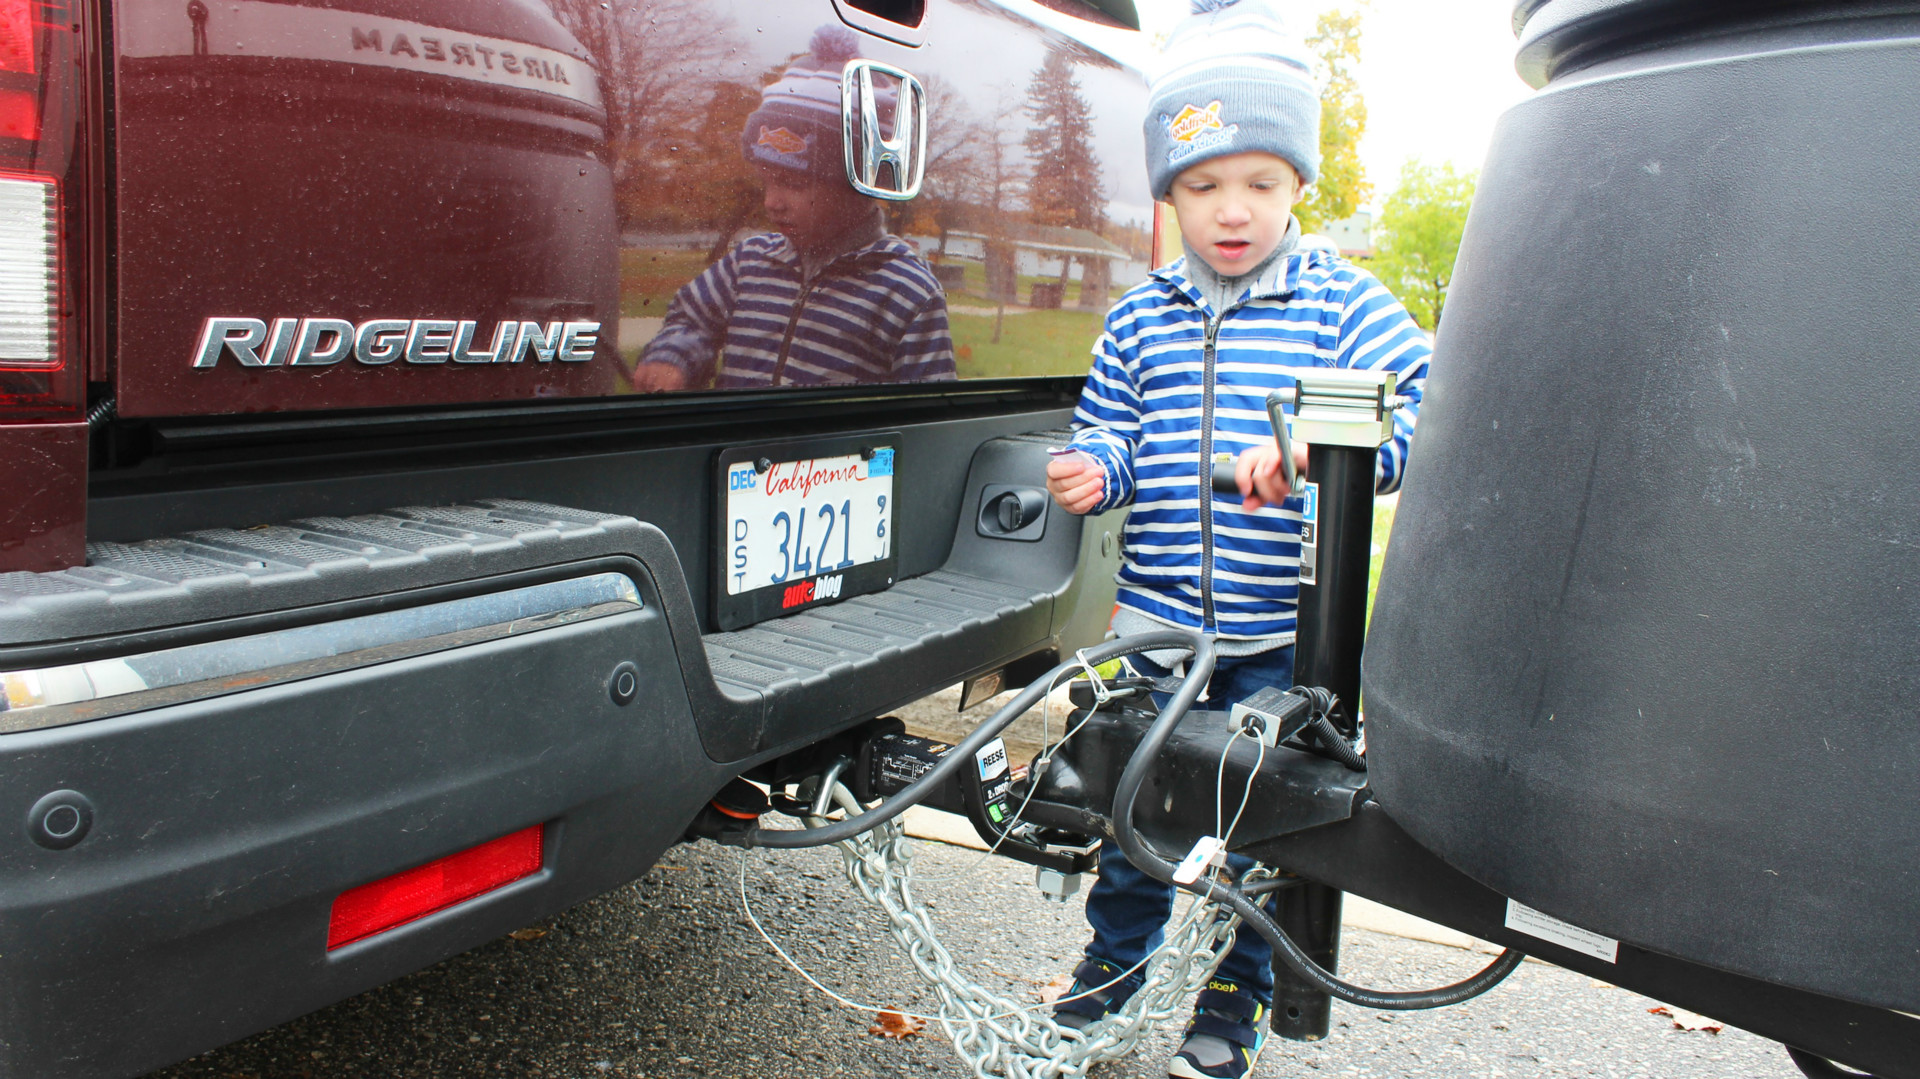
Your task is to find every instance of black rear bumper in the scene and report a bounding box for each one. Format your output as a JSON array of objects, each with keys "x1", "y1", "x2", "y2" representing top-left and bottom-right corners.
[
  {"x1": 2, "y1": 591, "x2": 700, "y2": 1078},
  {"x1": 0, "y1": 433, "x2": 1116, "y2": 1077}
]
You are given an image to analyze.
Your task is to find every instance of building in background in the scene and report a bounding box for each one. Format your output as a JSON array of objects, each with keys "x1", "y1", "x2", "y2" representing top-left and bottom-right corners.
[
  {"x1": 1317, "y1": 210, "x2": 1374, "y2": 259},
  {"x1": 929, "y1": 225, "x2": 1145, "y2": 309}
]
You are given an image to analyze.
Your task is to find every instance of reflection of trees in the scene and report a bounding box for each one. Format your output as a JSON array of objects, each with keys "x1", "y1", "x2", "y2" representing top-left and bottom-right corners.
[
  {"x1": 1024, "y1": 44, "x2": 1105, "y2": 292},
  {"x1": 906, "y1": 75, "x2": 1030, "y2": 334},
  {"x1": 679, "y1": 81, "x2": 764, "y2": 261},
  {"x1": 913, "y1": 75, "x2": 990, "y2": 254},
  {"x1": 980, "y1": 91, "x2": 1030, "y2": 222},
  {"x1": 543, "y1": 0, "x2": 749, "y2": 232},
  {"x1": 1023, "y1": 45, "x2": 1105, "y2": 232},
  {"x1": 979, "y1": 90, "x2": 1033, "y2": 337}
]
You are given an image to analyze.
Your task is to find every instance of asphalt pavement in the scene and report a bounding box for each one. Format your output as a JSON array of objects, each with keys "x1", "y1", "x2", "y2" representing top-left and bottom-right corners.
[{"x1": 150, "y1": 834, "x2": 1805, "y2": 1079}]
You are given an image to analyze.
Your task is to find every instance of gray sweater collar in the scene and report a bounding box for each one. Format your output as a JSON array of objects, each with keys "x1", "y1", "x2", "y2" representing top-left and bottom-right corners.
[
  {"x1": 1179, "y1": 215, "x2": 1301, "y2": 315},
  {"x1": 798, "y1": 205, "x2": 886, "y2": 280}
]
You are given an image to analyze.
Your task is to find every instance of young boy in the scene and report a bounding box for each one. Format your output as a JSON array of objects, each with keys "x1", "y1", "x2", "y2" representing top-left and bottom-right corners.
[
  {"x1": 1044, "y1": 3, "x2": 1430, "y2": 1077},
  {"x1": 631, "y1": 26, "x2": 955, "y2": 391}
]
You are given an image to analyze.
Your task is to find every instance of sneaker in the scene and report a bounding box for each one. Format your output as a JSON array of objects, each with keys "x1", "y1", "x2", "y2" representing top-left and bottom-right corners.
[
  {"x1": 1168, "y1": 979, "x2": 1268, "y2": 1079},
  {"x1": 1051, "y1": 957, "x2": 1142, "y2": 1030}
]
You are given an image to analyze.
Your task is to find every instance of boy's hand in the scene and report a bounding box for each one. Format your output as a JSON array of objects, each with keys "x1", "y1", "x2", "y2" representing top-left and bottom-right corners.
[
  {"x1": 1046, "y1": 452, "x2": 1106, "y2": 516},
  {"x1": 1235, "y1": 441, "x2": 1312, "y2": 512},
  {"x1": 631, "y1": 362, "x2": 688, "y2": 393}
]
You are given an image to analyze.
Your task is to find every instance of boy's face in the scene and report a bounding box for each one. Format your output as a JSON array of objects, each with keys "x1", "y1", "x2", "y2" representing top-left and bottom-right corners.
[
  {"x1": 759, "y1": 165, "x2": 872, "y2": 253},
  {"x1": 1166, "y1": 151, "x2": 1304, "y2": 277}
]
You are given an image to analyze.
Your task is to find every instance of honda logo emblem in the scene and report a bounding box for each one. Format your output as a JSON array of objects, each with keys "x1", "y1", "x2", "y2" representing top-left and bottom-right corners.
[{"x1": 841, "y1": 60, "x2": 927, "y2": 200}]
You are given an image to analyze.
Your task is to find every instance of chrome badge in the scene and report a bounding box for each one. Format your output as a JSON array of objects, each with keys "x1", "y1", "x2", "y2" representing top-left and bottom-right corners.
[
  {"x1": 841, "y1": 60, "x2": 927, "y2": 201},
  {"x1": 191, "y1": 318, "x2": 600, "y2": 368}
]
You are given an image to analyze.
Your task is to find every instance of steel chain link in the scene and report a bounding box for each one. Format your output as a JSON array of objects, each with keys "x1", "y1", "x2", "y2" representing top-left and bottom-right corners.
[{"x1": 818, "y1": 785, "x2": 1275, "y2": 1079}]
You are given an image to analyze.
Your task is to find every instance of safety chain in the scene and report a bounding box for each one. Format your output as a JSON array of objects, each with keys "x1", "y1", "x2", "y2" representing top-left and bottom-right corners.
[{"x1": 820, "y1": 785, "x2": 1274, "y2": 1079}]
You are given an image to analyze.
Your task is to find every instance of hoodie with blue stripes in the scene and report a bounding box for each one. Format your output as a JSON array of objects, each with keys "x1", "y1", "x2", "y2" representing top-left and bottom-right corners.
[
  {"x1": 1068, "y1": 247, "x2": 1430, "y2": 644},
  {"x1": 641, "y1": 228, "x2": 955, "y2": 388}
]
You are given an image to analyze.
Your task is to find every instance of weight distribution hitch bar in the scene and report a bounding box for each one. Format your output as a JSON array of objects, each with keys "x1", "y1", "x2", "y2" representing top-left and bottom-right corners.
[{"x1": 699, "y1": 372, "x2": 1531, "y2": 1039}]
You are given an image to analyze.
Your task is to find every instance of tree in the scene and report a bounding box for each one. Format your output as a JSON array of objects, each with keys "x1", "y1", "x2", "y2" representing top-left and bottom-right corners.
[
  {"x1": 914, "y1": 74, "x2": 993, "y2": 253},
  {"x1": 1369, "y1": 160, "x2": 1476, "y2": 331},
  {"x1": 979, "y1": 90, "x2": 1029, "y2": 223},
  {"x1": 666, "y1": 80, "x2": 764, "y2": 263},
  {"x1": 1298, "y1": 8, "x2": 1370, "y2": 233},
  {"x1": 1023, "y1": 45, "x2": 1106, "y2": 232},
  {"x1": 978, "y1": 90, "x2": 1030, "y2": 335},
  {"x1": 542, "y1": 0, "x2": 742, "y2": 230},
  {"x1": 1024, "y1": 45, "x2": 1107, "y2": 294}
]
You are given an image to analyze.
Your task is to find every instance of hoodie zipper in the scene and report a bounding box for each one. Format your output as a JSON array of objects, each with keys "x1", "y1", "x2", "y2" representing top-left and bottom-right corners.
[
  {"x1": 1188, "y1": 250, "x2": 1296, "y2": 634},
  {"x1": 771, "y1": 237, "x2": 884, "y2": 384},
  {"x1": 769, "y1": 269, "x2": 819, "y2": 388},
  {"x1": 1198, "y1": 312, "x2": 1223, "y2": 632}
]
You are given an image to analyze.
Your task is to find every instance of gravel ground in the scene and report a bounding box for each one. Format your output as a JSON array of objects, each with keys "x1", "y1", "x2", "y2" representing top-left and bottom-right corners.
[
  {"x1": 150, "y1": 831, "x2": 1803, "y2": 1079},
  {"x1": 893, "y1": 681, "x2": 1075, "y2": 765}
]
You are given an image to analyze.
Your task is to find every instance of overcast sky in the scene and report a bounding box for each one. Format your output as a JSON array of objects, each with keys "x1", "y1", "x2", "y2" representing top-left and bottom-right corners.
[{"x1": 1136, "y1": 0, "x2": 1537, "y2": 208}]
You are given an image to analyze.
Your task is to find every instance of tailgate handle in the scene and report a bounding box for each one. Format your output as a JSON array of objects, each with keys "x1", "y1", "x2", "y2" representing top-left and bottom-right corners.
[{"x1": 976, "y1": 486, "x2": 1048, "y2": 541}]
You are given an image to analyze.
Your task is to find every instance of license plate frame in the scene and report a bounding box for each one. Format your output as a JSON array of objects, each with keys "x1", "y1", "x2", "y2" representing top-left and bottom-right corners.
[{"x1": 712, "y1": 433, "x2": 901, "y2": 631}]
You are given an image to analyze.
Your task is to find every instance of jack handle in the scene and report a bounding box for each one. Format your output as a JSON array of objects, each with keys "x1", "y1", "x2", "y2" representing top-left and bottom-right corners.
[{"x1": 1209, "y1": 387, "x2": 1305, "y2": 498}]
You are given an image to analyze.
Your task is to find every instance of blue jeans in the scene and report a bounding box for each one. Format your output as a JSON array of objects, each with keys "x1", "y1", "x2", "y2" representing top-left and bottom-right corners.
[{"x1": 1083, "y1": 644, "x2": 1295, "y2": 1003}]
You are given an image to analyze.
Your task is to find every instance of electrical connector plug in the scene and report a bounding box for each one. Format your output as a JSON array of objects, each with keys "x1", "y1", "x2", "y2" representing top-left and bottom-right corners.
[{"x1": 1228, "y1": 686, "x2": 1314, "y2": 748}]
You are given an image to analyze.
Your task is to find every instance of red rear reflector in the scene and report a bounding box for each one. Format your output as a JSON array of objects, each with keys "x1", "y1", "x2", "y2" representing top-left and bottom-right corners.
[
  {"x1": 327, "y1": 826, "x2": 544, "y2": 950},
  {"x1": 0, "y1": 0, "x2": 34, "y2": 75}
]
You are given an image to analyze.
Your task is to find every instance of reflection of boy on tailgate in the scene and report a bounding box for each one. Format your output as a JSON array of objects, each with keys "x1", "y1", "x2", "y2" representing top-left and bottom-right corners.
[{"x1": 631, "y1": 27, "x2": 954, "y2": 391}]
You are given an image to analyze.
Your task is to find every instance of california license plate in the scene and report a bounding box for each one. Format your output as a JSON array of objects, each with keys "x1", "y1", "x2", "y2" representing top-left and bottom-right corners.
[{"x1": 712, "y1": 435, "x2": 899, "y2": 630}]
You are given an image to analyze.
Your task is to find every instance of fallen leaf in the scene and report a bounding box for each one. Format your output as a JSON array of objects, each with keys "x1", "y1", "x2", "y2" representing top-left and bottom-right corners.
[
  {"x1": 869, "y1": 1010, "x2": 926, "y2": 1039},
  {"x1": 1648, "y1": 1006, "x2": 1722, "y2": 1034},
  {"x1": 1037, "y1": 972, "x2": 1075, "y2": 1004},
  {"x1": 507, "y1": 927, "x2": 549, "y2": 941}
]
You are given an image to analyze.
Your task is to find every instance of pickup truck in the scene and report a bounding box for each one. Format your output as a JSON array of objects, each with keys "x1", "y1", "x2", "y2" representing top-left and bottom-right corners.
[
  {"x1": 12, "y1": 2, "x2": 1914, "y2": 1078},
  {"x1": 0, "y1": 1, "x2": 1149, "y2": 1074}
]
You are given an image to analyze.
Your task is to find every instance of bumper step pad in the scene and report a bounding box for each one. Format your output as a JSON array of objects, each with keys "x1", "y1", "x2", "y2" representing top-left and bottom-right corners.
[
  {"x1": 0, "y1": 500, "x2": 645, "y2": 646},
  {"x1": 0, "y1": 494, "x2": 1062, "y2": 762}
]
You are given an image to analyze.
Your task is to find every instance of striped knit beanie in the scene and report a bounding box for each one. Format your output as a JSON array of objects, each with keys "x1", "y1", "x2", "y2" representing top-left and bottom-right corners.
[
  {"x1": 743, "y1": 26, "x2": 884, "y2": 179},
  {"x1": 1145, "y1": 0, "x2": 1320, "y2": 199}
]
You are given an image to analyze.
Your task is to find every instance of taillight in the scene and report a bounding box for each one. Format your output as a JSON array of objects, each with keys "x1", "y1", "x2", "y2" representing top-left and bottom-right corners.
[{"x1": 0, "y1": 0, "x2": 79, "y2": 419}]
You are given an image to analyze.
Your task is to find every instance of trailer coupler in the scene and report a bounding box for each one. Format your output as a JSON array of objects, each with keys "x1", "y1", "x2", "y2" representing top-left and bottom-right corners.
[{"x1": 842, "y1": 681, "x2": 1370, "y2": 899}]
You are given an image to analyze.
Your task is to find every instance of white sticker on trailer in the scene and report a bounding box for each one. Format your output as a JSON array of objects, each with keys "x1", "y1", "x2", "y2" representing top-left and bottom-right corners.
[
  {"x1": 1504, "y1": 899, "x2": 1619, "y2": 963},
  {"x1": 975, "y1": 738, "x2": 1008, "y2": 781}
]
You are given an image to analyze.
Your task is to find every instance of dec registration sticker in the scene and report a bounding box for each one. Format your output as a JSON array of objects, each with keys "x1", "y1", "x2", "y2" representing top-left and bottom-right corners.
[{"x1": 715, "y1": 442, "x2": 898, "y2": 630}]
